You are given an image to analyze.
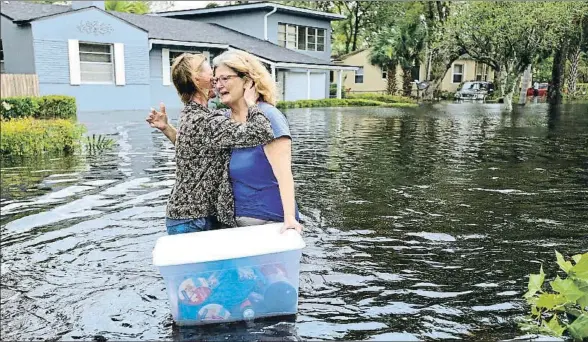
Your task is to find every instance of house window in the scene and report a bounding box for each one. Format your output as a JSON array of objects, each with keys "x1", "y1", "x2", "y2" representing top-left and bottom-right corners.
[
  {"x1": 382, "y1": 68, "x2": 387, "y2": 80},
  {"x1": 297, "y1": 26, "x2": 306, "y2": 50},
  {"x1": 355, "y1": 67, "x2": 364, "y2": 84},
  {"x1": 317, "y1": 29, "x2": 325, "y2": 52},
  {"x1": 278, "y1": 23, "x2": 325, "y2": 52},
  {"x1": 79, "y1": 42, "x2": 114, "y2": 84},
  {"x1": 307, "y1": 27, "x2": 316, "y2": 51},
  {"x1": 0, "y1": 39, "x2": 4, "y2": 73},
  {"x1": 278, "y1": 24, "x2": 297, "y2": 49},
  {"x1": 452, "y1": 63, "x2": 464, "y2": 83},
  {"x1": 475, "y1": 63, "x2": 488, "y2": 81}
]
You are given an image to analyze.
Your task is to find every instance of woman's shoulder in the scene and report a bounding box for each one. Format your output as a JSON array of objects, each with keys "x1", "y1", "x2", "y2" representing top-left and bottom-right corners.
[
  {"x1": 183, "y1": 101, "x2": 210, "y2": 114},
  {"x1": 257, "y1": 102, "x2": 286, "y2": 120}
]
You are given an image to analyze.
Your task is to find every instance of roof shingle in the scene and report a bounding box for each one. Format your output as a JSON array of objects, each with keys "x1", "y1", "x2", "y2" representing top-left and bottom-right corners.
[{"x1": 0, "y1": 1, "x2": 70, "y2": 21}]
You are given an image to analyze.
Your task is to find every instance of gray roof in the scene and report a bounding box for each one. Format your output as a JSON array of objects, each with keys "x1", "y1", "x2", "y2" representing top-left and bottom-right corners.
[
  {"x1": 111, "y1": 11, "x2": 335, "y2": 65},
  {"x1": 0, "y1": 1, "x2": 70, "y2": 21},
  {"x1": 0, "y1": 1, "x2": 346, "y2": 66}
]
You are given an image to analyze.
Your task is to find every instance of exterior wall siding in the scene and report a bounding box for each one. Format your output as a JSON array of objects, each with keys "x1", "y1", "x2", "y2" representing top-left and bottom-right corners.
[
  {"x1": 440, "y1": 60, "x2": 495, "y2": 93},
  {"x1": 340, "y1": 49, "x2": 402, "y2": 94},
  {"x1": 30, "y1": 8, "x2": 150, "y2": 111},
  {"x1": 164, "y1": 10, "x2": 333, "y2": 62},
  {"x1": 1, "y1": 15, "x2": 36, "y2": 74}
]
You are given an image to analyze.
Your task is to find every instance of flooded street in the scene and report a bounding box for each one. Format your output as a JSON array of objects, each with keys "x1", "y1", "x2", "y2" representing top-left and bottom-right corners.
[{"x1": 1, "y1": 103, "x2": 587, "y2": 341}]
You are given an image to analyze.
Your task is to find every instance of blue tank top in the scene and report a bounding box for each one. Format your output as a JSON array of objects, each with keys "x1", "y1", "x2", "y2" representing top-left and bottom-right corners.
[{"x1": 229, "y1": 102, "x2": 300, "y2": 222}]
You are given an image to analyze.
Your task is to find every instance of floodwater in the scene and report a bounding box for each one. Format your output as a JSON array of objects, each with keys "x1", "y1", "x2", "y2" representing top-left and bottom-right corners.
[{"x1": 1, "y1": 103, "x2": 587, "y2": 341}]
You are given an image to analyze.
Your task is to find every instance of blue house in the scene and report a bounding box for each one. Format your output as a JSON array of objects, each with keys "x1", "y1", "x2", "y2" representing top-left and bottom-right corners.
[{"x1": 0, "y1": 1, "x2": 355, "y2": 111}]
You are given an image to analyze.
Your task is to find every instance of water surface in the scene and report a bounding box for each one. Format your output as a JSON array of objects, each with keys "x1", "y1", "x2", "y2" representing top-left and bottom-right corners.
[{"x1": 1, "y1": 102, "x2": 587, "y2": 341}]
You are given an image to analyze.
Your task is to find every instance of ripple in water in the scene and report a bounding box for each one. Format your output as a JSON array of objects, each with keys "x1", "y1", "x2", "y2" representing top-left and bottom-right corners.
[{"x1": 1, "y1": 104, "x2": 587, "y2": 340}]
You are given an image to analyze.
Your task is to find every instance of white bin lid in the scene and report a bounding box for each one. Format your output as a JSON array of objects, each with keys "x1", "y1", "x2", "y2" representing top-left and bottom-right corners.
[{"x1": 152, "y1": 223, "x2": 306, "y2": 267}]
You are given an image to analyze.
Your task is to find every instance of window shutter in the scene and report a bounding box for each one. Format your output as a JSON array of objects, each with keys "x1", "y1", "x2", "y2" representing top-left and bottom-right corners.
[
  {"x1": 114, "y1": 43, "x2": 125, "y2": 86},
  {"x1": 162, "y1": 48, "x2": 170, "y2": 86},
  {"x1": 68, "y1": 39, "x2": 81, "y2": 85}
]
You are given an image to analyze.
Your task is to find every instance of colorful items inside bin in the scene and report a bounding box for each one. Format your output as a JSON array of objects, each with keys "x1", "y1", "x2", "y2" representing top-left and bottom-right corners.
[{"x1": 175, "y1": 263, "x2": 297, "y2": 323}]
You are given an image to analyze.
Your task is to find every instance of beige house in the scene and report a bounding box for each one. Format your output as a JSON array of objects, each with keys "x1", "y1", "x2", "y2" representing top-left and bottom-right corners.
[{"x1": 335, "y1": 48, "x2": 495, "y2": 95}]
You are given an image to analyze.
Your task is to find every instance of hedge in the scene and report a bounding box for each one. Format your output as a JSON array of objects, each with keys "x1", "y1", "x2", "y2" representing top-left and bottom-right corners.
[
  {"x1": 0, "y1": 117, "x2": 85, "y2": 156},
  {"x1": 276, "y1": 98, "x2": 418, "y2": 109},
  {"x1": 1, "y1": 95, "x2": 77, "y2": 120},
  {"x1": 346, "y1": 93, "x2": 417, "y2": 104}
]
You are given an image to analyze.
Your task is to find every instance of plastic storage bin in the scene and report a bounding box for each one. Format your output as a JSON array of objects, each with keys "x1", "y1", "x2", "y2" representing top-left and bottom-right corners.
[{"x1": 152, "y1": 223, "x2": 306, "y2": 326}]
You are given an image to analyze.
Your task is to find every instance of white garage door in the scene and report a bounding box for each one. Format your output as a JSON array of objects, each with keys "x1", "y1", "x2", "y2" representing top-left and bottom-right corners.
[{"x1": 284, "y1": 71, "x2": 326, "y2": 101}]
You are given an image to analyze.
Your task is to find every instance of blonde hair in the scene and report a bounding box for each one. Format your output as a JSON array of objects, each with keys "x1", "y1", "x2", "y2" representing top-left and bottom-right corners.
[
  {"x1": 212, "y1": 50, "x2": 278, "y2": 106},
  {"x1": 171, "y1": 53, "x2": 209, "y2": 104}
]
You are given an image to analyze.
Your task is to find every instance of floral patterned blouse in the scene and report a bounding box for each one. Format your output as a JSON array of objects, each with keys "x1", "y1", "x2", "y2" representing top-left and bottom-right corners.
[{"x1": 165, "y1": 101, "x2": 273, "y2": 227}]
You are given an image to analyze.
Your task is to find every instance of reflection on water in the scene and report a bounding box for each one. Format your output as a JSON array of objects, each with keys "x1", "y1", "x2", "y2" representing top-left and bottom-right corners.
[{"x1": 1, "y1": 103, "x2": 587, "y2": 341}]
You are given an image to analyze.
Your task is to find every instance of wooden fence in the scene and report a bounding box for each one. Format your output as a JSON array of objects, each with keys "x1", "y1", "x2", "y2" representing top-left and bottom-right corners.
[{"x1": 0, "y1": 74, "x2": 40, "y2": 98}]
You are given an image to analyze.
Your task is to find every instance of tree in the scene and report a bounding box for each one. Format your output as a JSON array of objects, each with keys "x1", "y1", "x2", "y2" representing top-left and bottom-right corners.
[
  {"x1": 545, "y1": 2, "x2": 587, "y2": 104},
  {"x1": 420, "y1": 1, "x2": 464, "y2": 100},
  {"x1": 565, "y1": 4, "x2": 588, "y2": 96},
  {"x1": 450, "y1": 2, "x2": 559, "y2": 111},
  {"x1": 205, "y1": 2, "x2": 220, "y2": 8},
  {"x1": 105, "y1": 1, "x2": 150, "y2": 14},
  {"x1": 369, "y1": 28, "x2": 400, "y2": 95},
  {"x1": 368, "y1": 3, "x2": 427, "y2": 97},
  {"x1": 396, "y1": 16, "x2": 427, "y2": 96}
]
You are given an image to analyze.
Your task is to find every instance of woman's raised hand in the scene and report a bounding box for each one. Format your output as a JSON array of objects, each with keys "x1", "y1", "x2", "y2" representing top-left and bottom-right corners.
[
  {"x1": 244, "y1": 80, "x2": 259, "y2": 107},
  {"x1": 146, "y1": 102, "x2": 169, "y2": 131}
]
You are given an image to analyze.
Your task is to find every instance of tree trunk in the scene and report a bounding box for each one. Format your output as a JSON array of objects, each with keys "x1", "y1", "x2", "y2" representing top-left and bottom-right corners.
[
  {"x1": 497, "y1": 66, "x2": 517, "y2": 111},
  {"x1": 422, "y1": 78, "x2": 443, "y2": 100},
  {"x1": 402, "y1": 68, "x2": 412, "y2": 97},
  {"x1": 351, "y1": 4, "x2": 360, "y2": 52},
  {"x1": 549, "y1": 40, "x2": 568, "y2": 105},
  {"x1": 422, "y1": 55, "x2": 461, "y2": 101},
  {"x1": 386, "y1": 64, "x2": 398, "y2": 95},
  {"x1": 344, "y1": 22, "x2": 352, "y2": 54},
  {"x1": 567, "y1": 44, "x2": 581, "y2": 95}
]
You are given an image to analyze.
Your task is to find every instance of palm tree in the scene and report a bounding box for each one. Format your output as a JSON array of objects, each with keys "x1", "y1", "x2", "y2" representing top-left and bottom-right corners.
[
  {"x1": 105, "y1": 1, "x2": 150, "y2": 14},
  {"x1": 369, "y1": 28, "x2": 400, "y2": 95},
  {"x1": 396, "y1": 19, "x2": 427, "y2": 97}
]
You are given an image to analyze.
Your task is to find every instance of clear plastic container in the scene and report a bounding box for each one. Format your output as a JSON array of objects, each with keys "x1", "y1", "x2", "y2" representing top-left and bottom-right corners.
[{"x1": 152, "y1": 223, "x2": 305, "y2": 326}]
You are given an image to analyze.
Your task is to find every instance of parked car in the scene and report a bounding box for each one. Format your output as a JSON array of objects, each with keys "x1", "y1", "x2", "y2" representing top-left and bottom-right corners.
[
  {"x1": 526, "y1": 83, "x2": 549, "y2": 97},
  {"x1": 454, "y1": 81, "x2": 495, "y2": 101}
]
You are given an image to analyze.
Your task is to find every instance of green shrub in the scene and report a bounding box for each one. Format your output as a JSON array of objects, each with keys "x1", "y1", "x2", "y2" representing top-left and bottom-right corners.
[
  {"x1": 1, "y1": 95, "x2": 76, "y2": 120},
  {"x1": 347, "y1": 92, "x2": 417, "y2": 104},
  {"x1": 519, "y1": 251, "x2": 588, "y2": 341},
  {"x1": 276, "y1": 98, "x2": 417, "y2": 109},
  {"x1": 0, "y1": 117, "x2": 86, "y2": 156},
  {"x1": 0, "y1": 97, "x2": 39, "y2": 118},
  {"x1": 37, "y1": 95, "x2": 77, "y2": 119}
]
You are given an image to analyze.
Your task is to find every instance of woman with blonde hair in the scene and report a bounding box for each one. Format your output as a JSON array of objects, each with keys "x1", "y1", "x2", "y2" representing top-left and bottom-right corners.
[
  {"x1": 146, "y1": 52, "x2": 274, "y2": 234},
  {"x1": 153, "y1": 50, "x2": 303, "y2": 233},
  {"x1": 212, "y1": 50, "x2": 303, "y2": 233}
]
